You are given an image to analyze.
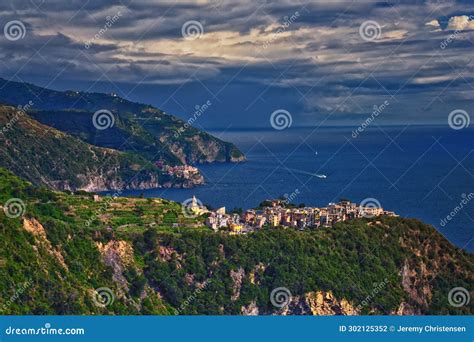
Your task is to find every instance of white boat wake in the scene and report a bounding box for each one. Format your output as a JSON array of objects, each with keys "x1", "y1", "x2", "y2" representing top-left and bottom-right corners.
[{"x1": 286, "y1": 168, "x2": 327, "y2": 179}]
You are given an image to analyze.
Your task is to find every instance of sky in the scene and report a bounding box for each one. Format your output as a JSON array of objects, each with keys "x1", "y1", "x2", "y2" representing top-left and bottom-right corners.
[{"x1": 0, "y1": 0, "x2": 473, "y2": 129}]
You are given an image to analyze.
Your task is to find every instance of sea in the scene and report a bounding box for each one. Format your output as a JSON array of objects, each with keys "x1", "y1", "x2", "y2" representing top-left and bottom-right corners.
[{"x1": 115, "y1": 125, "x2": 474, "y2": 252}]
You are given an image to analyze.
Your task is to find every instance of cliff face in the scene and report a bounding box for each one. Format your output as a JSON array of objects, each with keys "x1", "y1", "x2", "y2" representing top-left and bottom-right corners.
[
  {"x1": 241, "y1": 291, "x2": 358, "y2": 316},
  {"x1": 0, "y1": 105, "x2": 205, "y2": 192},
  {"x1": 96, "y1": 240, "x2": 134, "y2": 291},
  {"x1": 0, "y1": 78, "x2": 245, "y2": 168},
  {"x1": 46, "y1": 165, "x2": 162, "y2": 192},
  {"x1": 166, "y1": 136, "x2": 245, "y2": 164},
  {"x1": 0, "y1": 78, "x2": 245, "y2": 191},
  {"x1": 142, "y1": 218, "x2": 473, "y2": 316},
  {"x1": 281, "y1": 291, "x2": 358, "y2": 315}
]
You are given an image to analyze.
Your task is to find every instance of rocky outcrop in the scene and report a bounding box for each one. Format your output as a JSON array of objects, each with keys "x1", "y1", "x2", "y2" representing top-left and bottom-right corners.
[
  {"x1": 23, "y1": 217, "x2": 48, "y2": 238},
  {"x1": 249, "y1": 263, "x2": 266, "y2": 285},
  {"x1": 278, "y1": 291, "x2": 358, "y2": 315},
  {"x1": 230, "y1": 267, "x2": 245, "y2": 301},
  {"x1": 164, "y1": 134, "x2": 245, "y2": 164},
  {"x1": 76, "y1": 174, "x2": 159, "y2": 192},
  {"x1": 96, "y1": 240, "x2": 134, "y2": 290},
  {"x1": 230, "y1": 154, "x2": 246, "y2": 163},
  {"x1": 239, "y1": 290, "x2": 358, "y2": 316},
  {"x1": 397, "y1": 259, "x2": 431, "y2": 314},
  {"x1": 158, "y1": 246, "x2": 182, "y2": 262},
  {"x1": 41, "y1": 164, "x2": 205, "y2": 192},
  {"x1": 304, "y1": 291, "x2": 358, "y2": 315},
  {"x1": 241, "y1": 301, "x2": 259, "y2": 315},
  {"x1": 0, "y1": 104, "x2": 213, "y2": 193},
  {"x1": 394, "y1": 301, "x2": 419, "y2": 315},
  {"x1": 23, "y1": 218, "x2": 68, "y2": 270}
]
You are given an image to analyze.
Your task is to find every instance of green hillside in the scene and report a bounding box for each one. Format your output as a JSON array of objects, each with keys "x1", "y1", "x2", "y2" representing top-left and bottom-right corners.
[
  {"x1": 0, "y1": 169, "x2": 472, "y2": 315},
  {"x1": 0, "y1": 105, "x2": 197, "y2": 191},
  {"x1": 0, "y1": 78, "x2": 245, "y2": 165}
]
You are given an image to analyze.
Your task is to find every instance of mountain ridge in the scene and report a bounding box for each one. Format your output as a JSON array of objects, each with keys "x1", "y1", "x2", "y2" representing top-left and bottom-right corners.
[
  {"x1": 0, "y1": 78, "x2": 244, "y2": 191},
  {"x1": 0, "y1": 104, "x2": 203, "y2": 191},
  {"x1": 0, "y1": 77, "x2": 244, "y2": 165}
]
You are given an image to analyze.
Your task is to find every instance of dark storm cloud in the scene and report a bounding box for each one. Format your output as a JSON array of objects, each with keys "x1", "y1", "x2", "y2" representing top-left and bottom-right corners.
[{"x1": 0, "y1": 0, "x2": 473, "y2": 126}]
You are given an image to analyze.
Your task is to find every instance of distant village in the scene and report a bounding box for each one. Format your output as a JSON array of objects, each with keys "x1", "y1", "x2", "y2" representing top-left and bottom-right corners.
[
  {"x1": 187, "y1": 197, "x2": 398, "y2": 234},
  {"x1": 155, "y1": 161, "x2": 201, "y2": 179},
  {"x1": 154, "y1": 161, "x2": 204, "y2": 187}
]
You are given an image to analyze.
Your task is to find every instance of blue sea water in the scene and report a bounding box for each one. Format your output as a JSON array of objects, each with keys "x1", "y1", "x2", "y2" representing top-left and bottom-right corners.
[{"x1": 117, "y1": 125, "x2": 474, "y2": 252}]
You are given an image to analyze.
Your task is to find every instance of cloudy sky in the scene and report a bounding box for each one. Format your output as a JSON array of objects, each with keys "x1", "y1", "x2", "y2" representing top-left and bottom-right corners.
[{"x1": 0, "y1": 0, "x2": 473, "y2": 129}]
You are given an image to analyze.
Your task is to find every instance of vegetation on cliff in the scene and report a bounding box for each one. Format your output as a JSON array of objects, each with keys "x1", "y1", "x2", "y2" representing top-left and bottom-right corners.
[
  {"x1": 0, "y1": 105, "x2": 193, "y2": 191},
  {"x1": 0, "y1": 169, "x2": 472, "y2": 315},
  {"x1": 0, "y1": 77, "x2": 245, "y2": 166}
]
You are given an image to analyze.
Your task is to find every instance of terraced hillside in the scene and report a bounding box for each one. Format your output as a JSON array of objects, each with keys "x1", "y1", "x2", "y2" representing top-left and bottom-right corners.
[{"x1": 0, "y1": 168, "x2": 472, "y2": 315}]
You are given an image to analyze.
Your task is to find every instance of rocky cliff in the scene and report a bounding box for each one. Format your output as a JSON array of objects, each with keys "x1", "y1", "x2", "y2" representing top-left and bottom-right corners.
[
  {"x1": 0, "y1": 77, "x2": 245, "y2": 167},
  {"x1": 0, "y1": 105, "x2": 202, "y2": 191}
]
